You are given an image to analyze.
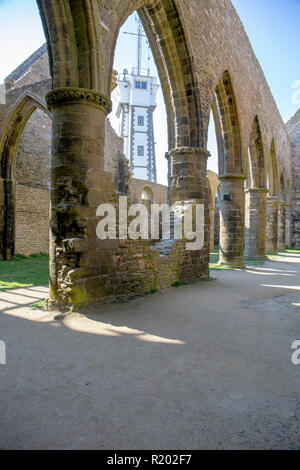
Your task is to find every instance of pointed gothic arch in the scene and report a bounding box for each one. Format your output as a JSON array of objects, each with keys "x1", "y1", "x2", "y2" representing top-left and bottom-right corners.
[
  {"x1": 0, "y1": 93, "x2": 49, "y2": 181},
  {"x1": 214, "y1": 70, "x2": 243, "y2": 175},
  {"x1": 0, "y1": 93, "x2": 49, "y2": 259},
  {"x1": 248, "y1": 116, "x2": 266, "y2": 189},
  {"x1": 267, "y1": 140, "x2": 278, "y2": 196}
]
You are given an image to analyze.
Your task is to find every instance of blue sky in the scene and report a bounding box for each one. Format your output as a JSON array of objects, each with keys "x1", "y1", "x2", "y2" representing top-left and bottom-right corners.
[
  {"x1": 0, "y1": 0, "x2": 299, "y2": 183},
  {"x1": 232, "y1": 0, "x2": 300, "y2": 123}
]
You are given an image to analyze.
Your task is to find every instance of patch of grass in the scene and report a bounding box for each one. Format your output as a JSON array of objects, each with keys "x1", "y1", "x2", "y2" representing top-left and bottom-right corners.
[
  {"x1": 210, "y1": 247, "x2": 266, "y2": 270},
  {"x1": 209, "y1": 264, "x2": 232, "y2": 271},
  {"x1": 172, "y1": 281, "x2": 182, "y2": 287},
  {"x1": 149, "y1": 289, "x2": 158, "y2": 294},
  {"x1": 245, "y1": 258, "x2": 265, "y2": 266},
  {"x1": 30, "y1": 300, "x2": 46, "y2": 310},
  {"x1": 0, "y1": 253, "x2": 49, "y2": 290}
]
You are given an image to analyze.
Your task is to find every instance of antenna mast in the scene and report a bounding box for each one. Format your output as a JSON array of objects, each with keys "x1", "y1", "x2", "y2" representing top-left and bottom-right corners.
[{"x1": 137, "y1": 17, "x2": 143, "y2": 75}]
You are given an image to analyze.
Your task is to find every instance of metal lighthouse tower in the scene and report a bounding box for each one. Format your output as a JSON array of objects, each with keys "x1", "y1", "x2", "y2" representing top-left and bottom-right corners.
[{"x1": 112, "y1": 17, "x2": 159, "y2": 182}]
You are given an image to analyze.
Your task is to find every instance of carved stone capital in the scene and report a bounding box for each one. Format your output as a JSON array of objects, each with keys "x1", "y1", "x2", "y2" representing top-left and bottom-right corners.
[
  {"x1": 46, "y1": 87, "x2": 112, "y2": 114},
  {"x1": 168, "y1": 147, "x2": 211, "y2": 159},
  {"x1": 267, "y1": 195, "x2": 279, "y2": 206},
  {"x1": 219, "y1": 173, "x2": 246, "y2": 181},
  {"x1": 244, "y1": 187, "x2": 269, "y2": 194}
]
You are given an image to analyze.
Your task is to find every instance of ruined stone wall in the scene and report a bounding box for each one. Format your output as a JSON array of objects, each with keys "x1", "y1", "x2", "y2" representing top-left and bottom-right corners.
[
  {"x1": 15, "y1": 185, "x2": 50, "y2": 256},
  {"x1": 286, "y1": 109, "x2": 300, "y2": 248},
  {"x1": 4, "y1": 44, "x2": 49, "y2": 92},
  {"x1": 15, "y1": 108, "x2": 51, "y2": 255},
  {"x1": 129, "y1": 179, "x2": 168, "y2": 204},
  {"x1": 104, "y1": 119, "x2": 124, "y2": 186}
]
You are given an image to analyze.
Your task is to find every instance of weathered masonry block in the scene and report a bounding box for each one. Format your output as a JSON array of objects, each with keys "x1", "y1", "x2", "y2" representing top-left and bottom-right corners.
[
  {"x1": 219, "y1": 174, "x2": 246, "y2": 268},
  {"x1": 244, "y1": 188, "x2": 268, "y2": 260},
  {"x1": 266, "y1": 196, "x2": 279, "y2": 254},
  {"x1": 278, "y1": 202, "x2": 287, "y2": 251}
]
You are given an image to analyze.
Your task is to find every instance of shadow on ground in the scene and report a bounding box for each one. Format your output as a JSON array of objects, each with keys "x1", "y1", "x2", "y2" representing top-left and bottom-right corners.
[{"x1": 0, "y1": 252, "x2": 299, "y2": 450}]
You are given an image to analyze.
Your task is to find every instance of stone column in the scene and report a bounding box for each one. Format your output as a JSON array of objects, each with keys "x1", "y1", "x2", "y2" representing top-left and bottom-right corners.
[
  {"x1": 219, "y1": 174, "x2": 246, "y2": 268},
  {"x1": 209, "y1": 203, "x2": 215, "y2": 253},
  {"x1": 278, "y1": 201, "x2": 287, "y2": 251},
  {"x1": 0, "y1": 178, "x2": 16, "y2": 260},
  {"x1": 266, "y1": 196, "x2": 279, "y2": 254},
  {"x1": 244, "y1": 188, "x2": 268, "y2": 259},
  {"x1": 46, "y1": 87, "x2": 113, "y2": 309},
  {"x1": 285, "y1": 204, "x2": 291, "y2": 248},
  {"x1": 169, "y1": 147, "x2": 210, "y2": 280},
  {"x1": 214, "y1": 199, "x2": 220, "y2": 247}
]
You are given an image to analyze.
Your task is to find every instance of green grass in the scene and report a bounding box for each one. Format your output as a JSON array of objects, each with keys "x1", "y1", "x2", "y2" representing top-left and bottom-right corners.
[
  {"x1": 209, "y1": 247, "x2": 265, "y2": 270},
  {"x1": 0, "y1": 253, "x2": 49, "y2": 290},
  {"x1": 267, "y1": 248, "x2": 300, "y2": 261},
  {"x1": 1, "y1": 248, "x2": 299, "y2": 292},
  {"x1": 30, "y1": 300, "x2": 46, "y2": 310},
  {"x1": 285, "y1": 248, "x2": 300, "y2": 254}
]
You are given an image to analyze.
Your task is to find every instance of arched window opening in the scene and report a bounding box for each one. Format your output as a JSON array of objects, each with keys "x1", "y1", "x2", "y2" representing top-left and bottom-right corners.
[
  {"x1": 268, "y1": 140, "x2": 278, "y2": 196},
  {"x1": 142, "y1": 186, "x2": 154, "y2": 204},
  {"x1": 109, "y1": 13, "x2": 169, "y2": 186},
  {"x1": 280, "y1": 172, "x2": 286, "y2": 201},
  {"x1": 248, "y1": 116, "x2": 266, "y2": 189},
  {"x1": 214, "y1": 71, "x2": 243, "y2": 175}
]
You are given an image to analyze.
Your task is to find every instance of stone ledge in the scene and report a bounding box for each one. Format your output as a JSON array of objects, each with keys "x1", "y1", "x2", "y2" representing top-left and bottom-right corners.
[
  {"x1": 46, "y1": 87, "x2": 112, "y2": 114},
  {"x1": 244, "y1": 187, "x2": 269, "y2": 193},
  {"x1": 219, "y1": 173, "x2": 246, "y2": 180},
  {"x1": 168, "y1": 147, "x2": 211, "y2": 158}
]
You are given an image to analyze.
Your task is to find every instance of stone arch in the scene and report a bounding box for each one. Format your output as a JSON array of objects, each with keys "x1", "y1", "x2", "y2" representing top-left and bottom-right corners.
[
  {"x1": 244, "y1": 116, "x2": 268, "y2": 259},
  {"x1": 38, "y1": 0, "x2": 204, "y2": 149},
  {"x1": 0, "y1": 93, "x2": 50, "y2": 259},
  {"x1": 212, "y1": 71, "x2": 245, "y2": 267},
  {"x1": 278, "y1": 172, "x2": 287, "y2": 251},
  {"x1": 142, "y1": 186, "x2": 154, "y2": 204},
  {"x1": 279, "y1": 172, "x2": 286, "y2": 201},
  {"x1": 111, "y1": 4, "x2": 203, "y2": 148},
  {"x1": 0, "y1": 93, "x2": 49, "y2": 180},
  {"x1": 206, "y1": 177, "x2": 214, "y2": 253},
  {"x1": 36, "y1": 0, "x2": 213, "y2": 308},
  {"x1": 266, "y1": 140, "x2": 279, "y2": 254},
  {"x1": 248, "y1": 116, "x2": 266, "y2": 189},
  {"x1": 214, "y1": 184, "x2": 221, "y2": 248},
  {"x1": 214, "y1": 71, "x2": 243, "y2": 175}
]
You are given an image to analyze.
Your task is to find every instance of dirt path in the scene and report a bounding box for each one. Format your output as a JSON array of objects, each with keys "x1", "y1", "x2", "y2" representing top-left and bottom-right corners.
[{"x1": 0, "y1": 253, "x2": 299, "y2": 449}]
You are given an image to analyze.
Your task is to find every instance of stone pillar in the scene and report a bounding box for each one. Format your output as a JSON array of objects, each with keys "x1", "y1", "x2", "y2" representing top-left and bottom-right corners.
[
  {"x1": 0, "y1": 178, "x2": 16, "y2": 260},
  {"x1": 169, "y1": 147, "x2": 210, "y2": 280},
  {"x1": 46, "y1": 87, "x2": 113, "y2": 308},
  {"x1": 291, "y1": 196, "x2": 300, "y2": 248},
  {"x1": 244, "y1": 188, "x2": 268, "y2": 259},
  {"x1": 278, "y1": 202, "x2": 287, "y2": 251},
  {"x1": 219, "y1": 174, "x2": 246, "y2": 268},
  {"x1": 266, "y1": 196, "x2": 279, "y2": 254},
  {"x1": 285, "y1": 205, "x2": 291, "y2": 248},
  {"x1": 214, "y1": 199, "x2": 220, "y2": 247},
  {"x1": 209, "y1": 203, "x2": 215, "y2": 253}
]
